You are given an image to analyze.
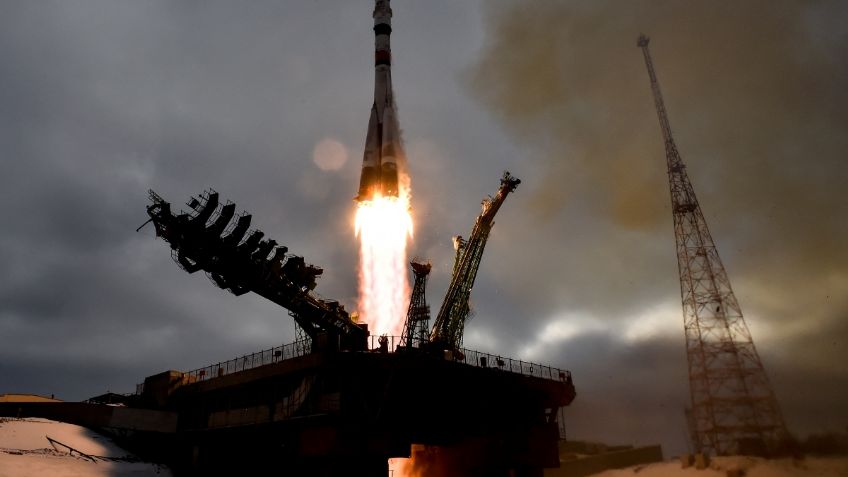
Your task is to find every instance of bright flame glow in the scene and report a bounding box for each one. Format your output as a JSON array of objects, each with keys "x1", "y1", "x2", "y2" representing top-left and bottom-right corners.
[
  {"x1": 389, "y1": 457, "x2": 415, "y2": 477},
  {"x1": 355, "y1": 186, "x2": 413, "y2": 338}
]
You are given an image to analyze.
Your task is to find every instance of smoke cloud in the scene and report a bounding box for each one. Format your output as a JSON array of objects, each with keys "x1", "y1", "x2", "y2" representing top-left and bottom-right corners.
[
  {"x1": 465, "y1": 0, "x2": 848, "y2": 449},
  {"x1": 467, "y1": 0, "x2": 848, "y2": 328}
]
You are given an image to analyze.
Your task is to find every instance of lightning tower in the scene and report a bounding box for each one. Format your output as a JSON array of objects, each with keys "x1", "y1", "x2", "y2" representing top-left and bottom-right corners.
[{"x1": 638, "y1": 35, "x2": 788, "y2": 456}]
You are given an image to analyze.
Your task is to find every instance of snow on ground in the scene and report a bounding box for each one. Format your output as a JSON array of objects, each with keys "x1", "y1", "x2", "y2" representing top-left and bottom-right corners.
[
  {"x1": 589, "y1": 455, "x2": 848, "y2": 477},
  {"x1": 0, "y1": 417, "x2": 171, "y2": 476}
]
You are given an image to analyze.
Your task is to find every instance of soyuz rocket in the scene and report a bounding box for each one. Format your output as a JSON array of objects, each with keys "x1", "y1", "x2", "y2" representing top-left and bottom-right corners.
[{"x1": 356, "y1": 0, "x2": 405, "y2": 202}]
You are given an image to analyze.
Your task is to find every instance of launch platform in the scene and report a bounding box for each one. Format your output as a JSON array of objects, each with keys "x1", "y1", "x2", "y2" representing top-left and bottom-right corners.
[{"x1": 133, "y1": 335, "x2": 575, "y2": 476}]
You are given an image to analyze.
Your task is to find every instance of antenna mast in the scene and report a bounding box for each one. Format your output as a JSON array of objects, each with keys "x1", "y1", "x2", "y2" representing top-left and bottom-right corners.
[{"x1": 638, "y1": 34, "x2": 788, "y2": 456}]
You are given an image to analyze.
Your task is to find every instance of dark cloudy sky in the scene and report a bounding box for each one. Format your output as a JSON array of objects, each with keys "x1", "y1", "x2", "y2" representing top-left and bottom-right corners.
[{"x1": 1, "y1": 0, "x2": 845, "y2": 456}]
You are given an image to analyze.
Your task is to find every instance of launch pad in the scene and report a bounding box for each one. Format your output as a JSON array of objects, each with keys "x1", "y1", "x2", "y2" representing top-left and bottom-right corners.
[{"x1": 130, "y1": 337, "x2": 574, "y2": 475}]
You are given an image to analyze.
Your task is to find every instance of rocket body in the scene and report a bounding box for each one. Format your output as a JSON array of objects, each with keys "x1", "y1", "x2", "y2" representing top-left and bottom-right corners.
[{"x1": 357, "y1": 0, "x2": 405, "y2": 202}]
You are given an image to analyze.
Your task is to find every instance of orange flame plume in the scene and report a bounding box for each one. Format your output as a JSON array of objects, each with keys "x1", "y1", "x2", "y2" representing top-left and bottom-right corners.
[{"x1": 354, "y1": 177, "x2": 413, "y2": 339}]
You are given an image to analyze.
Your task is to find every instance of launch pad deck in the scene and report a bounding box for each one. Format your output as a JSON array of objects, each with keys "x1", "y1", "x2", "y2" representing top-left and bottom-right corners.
[{"x1": 135, "y1": 340, "x2": 575, "y2": 475}]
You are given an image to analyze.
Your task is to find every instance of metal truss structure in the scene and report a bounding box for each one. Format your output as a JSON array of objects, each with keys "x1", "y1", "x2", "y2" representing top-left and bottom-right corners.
[
  {"x1": 142, "y1": 189, "x2": 368, "y2": 351},
  {"x1": 430, "y1": 171, "x2": 520, "y2": 350},
  {"x1": 400, "y1": 259, "x2": 432, "y2": 349},
  {"x1": 638, "y1": 35, "x2": 788, "y2": 455}
]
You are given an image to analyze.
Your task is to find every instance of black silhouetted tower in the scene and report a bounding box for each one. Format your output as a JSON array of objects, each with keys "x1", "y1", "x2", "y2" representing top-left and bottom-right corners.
[
  {"x1": 401, "y1": 260, "x2": 432, "y2": 348},
  {"x1": 638, "y1": 35, "x2": 788, "y2": 456}
]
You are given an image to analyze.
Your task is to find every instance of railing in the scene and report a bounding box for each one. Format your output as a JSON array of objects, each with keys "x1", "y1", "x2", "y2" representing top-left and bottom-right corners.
[
  {"x1": 368, "y1": 335, "x2": 571, "y2": 383},
  {"x1": 182, "y1": 340, "x2": 312, "y2": 383},
  {"x1": 135, "y1": 336, "x2": 571, "y2": 394},
  {"x1": 134, "y1": 340, "x2": 312, "y2": 392}
]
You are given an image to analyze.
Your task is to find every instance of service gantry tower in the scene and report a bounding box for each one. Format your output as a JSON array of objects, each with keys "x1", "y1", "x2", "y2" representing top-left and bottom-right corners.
[
  {"x1": 637, "y1": 34, "x2": 788, "y2": 456},
  {"x1": 400, "y1": 259, "x2": 432, "y2": 348},
  {"x1": 430, "y1": 172, "x2": 521, "y2": 350}
]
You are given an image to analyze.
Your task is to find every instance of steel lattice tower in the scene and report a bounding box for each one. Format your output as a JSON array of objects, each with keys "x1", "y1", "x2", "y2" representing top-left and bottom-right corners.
[
  {"x1": 401, "y1": 260, "x2": 432, "y2": 348},
  {"x1": 430, "y1": 172, "x2": 520, "y2": 349},
  {"x1": 638, "y1": 35, "x2": 788, "y2": 456}
]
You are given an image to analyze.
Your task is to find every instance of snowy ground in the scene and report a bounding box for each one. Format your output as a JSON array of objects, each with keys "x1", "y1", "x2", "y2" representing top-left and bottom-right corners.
[
  {"x1": 0, "y1": 417, "x2": 171, "y2": 476},
  {"x1": 590, "y1": 455, "x2": 848, "y2": 477}
]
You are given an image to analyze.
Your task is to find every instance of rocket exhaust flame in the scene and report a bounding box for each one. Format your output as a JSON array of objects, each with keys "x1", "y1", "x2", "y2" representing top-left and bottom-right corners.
[
  {"x1": 355, "y1": 183, "x2": 413, "y2": 339},
  {"x1": 389, "y1": 457, "x2": 416, "y2": 477}
]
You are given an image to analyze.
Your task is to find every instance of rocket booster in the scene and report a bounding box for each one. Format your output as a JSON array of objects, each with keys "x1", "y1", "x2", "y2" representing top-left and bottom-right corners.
[{"x1": 357, "y1": 0, "x2": 405, "y2": 202}]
